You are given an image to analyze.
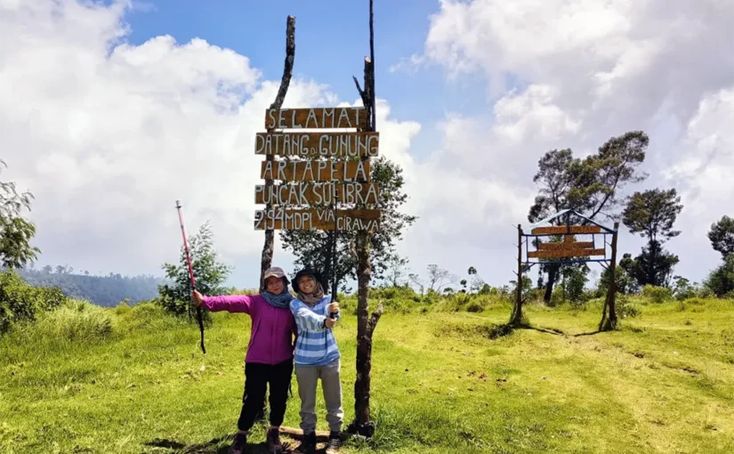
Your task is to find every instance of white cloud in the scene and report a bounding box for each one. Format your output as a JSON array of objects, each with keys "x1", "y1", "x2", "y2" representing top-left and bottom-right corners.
[
  {"x1": 396, "y1": 0, "x2": 734, "y2": 285},
  {"x1": 0, "y1": 0, "x2": 423, "y2": 284},
  {"x1": 3, "y1": 0, "x2": 733, "y2": 291}
]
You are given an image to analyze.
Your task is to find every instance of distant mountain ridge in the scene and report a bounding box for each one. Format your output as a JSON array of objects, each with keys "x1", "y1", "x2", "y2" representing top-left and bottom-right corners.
[{"x1": 19, "y1": 268, "x2": 163, "y2": 307}]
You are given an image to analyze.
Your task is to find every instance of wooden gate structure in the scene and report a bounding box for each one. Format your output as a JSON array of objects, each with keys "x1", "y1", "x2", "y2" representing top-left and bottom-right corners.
[{"x1": 510, "y1": 209, "x2": 620, "y2": 331}]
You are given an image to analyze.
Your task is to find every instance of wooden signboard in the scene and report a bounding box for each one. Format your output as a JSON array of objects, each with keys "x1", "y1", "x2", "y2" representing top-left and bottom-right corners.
[
  {"x1": 255, "y1": 132, "x2": 379, "y2": 158},
  {"x1": 265, "y1": 107, "x2": 368, "y2": 130},
  {"x1": 254, "y1": 207, "x2": 380, "y2": 231},
  {"x1": 530, "y1": 225, "x2": 602, "y2": 235},
  {"x1": 537, "y1": 241, "x2": 594, "y2": 250},
  {"x1": 255, "y1": 182, "x2": 380, "y2": 206},
  {"x1": 528, "y1": 248, "x2": 605, "y2": 259},
  {"x1": 261, "y1": 160, "x2": 370, "y2": 182}
]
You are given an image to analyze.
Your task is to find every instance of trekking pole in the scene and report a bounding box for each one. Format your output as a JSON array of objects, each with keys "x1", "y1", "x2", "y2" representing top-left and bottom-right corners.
[{"x1": 175, "y1": 200, "x2": 206, "y2": 354}]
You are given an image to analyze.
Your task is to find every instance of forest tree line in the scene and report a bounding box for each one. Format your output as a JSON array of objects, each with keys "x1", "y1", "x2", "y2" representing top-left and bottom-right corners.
[
  {"x1": 19, "y1": 266, "x2": 162, "y2": 307},
  {"x1": 1, "y1": 129, "x2": 733, "y2": 324}
]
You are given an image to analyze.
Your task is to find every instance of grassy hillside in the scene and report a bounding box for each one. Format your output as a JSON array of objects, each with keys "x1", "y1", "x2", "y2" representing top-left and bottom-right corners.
[{"x1": 1, "y1": 297, "x2": 733, "y2": 453}]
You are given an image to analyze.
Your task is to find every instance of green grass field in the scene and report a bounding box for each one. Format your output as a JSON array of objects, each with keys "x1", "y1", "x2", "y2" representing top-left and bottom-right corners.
[{"x1": 1, "y1": 297, "x2": 733, "y2": 453}]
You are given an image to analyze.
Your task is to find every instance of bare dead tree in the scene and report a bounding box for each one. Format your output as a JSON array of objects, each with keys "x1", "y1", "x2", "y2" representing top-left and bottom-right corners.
[
  {"x1": 348, "y1": 0, "x2": 382, "y2": 438},
  {"x1": 509, "y1": 224, "x2": 525, "y2": 326},
  {"x1": 260, "y1": 16, "x2": 295, "y2": 285},
  {"x1": 599, "y1": 222, "x2": 619, "y2": 331}
]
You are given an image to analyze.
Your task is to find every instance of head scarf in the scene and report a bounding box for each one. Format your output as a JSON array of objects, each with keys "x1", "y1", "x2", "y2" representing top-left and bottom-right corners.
[{"x1": 292, "y1": 269, "x2": 326, "y2": 306}]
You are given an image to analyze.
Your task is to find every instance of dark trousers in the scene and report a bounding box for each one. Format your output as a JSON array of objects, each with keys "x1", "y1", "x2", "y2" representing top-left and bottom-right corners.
[{"x1": 237, "y1": 359, "x2": 293, "y2": 431}]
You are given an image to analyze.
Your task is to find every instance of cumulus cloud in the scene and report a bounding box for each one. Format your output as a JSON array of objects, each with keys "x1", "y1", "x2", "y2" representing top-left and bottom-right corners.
[
  {"x1": 398, "y1": 0, "x2": 734, "y2": 284},
  {"x1": 3, "y1": 0, "x2": 733, "y2": 289},
  {"x1": 0, "y1": 1, "x2": 418, "y2": 281}
]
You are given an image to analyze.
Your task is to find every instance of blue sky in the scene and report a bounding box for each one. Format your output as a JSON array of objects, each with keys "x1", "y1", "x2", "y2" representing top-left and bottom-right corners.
[
  {"x1": 127, "y1": 2, "x2": 436, "y2": 125},
  {"x1": 2, "y1": 0, "x2": 734, "y2": 291},
  {"x1": 123, "y1": 0, "x2": 490, "y2": 159}
]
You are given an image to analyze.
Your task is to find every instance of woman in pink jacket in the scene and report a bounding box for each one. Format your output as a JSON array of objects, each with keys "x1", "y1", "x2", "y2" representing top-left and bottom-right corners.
[{"x1": 193, "y1": 266, "x2": 296, "y2": 454}]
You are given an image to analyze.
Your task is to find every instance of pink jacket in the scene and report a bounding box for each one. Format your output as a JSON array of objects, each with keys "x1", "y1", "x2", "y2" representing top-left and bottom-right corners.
[{"x1": 201, "y1": 294, "x2": 296, "y2": 365}]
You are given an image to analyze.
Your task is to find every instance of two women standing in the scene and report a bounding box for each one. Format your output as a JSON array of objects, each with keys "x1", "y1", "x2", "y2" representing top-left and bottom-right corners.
[{"x1": 193, "y1": 267, "x2": 343, "y2": 454}]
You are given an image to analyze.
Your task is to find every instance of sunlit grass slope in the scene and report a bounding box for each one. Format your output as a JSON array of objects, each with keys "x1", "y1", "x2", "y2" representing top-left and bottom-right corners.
[{"x1": 1, "y1": 298, "x2": 733, "y2": 453}]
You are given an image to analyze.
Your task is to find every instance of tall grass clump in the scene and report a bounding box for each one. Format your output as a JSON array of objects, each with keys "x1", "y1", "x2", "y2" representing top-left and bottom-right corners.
[
  {"x1": 114, "y1": 300, "x2": 190, "y2": 335},
  {"x1": 642, "y1": 285, "x2": 673, "y2": 304},
  {"x1": 35, "y1": 299, "x2": 113, "y2": 342},
  {"x1": 355, "y1": 286, "x2": 424, "y2": 314},
  {"x1": 0, "y1": 270, "x2": 67, "y2": 335}
]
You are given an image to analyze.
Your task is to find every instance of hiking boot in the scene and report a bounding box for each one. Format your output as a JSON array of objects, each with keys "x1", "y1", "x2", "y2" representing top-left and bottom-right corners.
[
  {"x1": 266, "y1": 427, "x2": 283, "y2": 454},
  {"x1": 325, "y1": 431, "x2": 342, "y2": 454},
  {"x1": 293, "y1": 431, "x2": 316, "y2": 454},
  {"x1": 228, "y1": 432, "x2": 247, "y2": 454}
]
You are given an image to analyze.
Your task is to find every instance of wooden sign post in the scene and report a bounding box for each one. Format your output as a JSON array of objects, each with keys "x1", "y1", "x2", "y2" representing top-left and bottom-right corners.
[
  {"x1": 257, "y1": 4, "x2": 382, "y2": 438},
  {"x1": 512, "y1": 210, "x2": 619, "y2": 331},
  {"x1": 254, "y1": 107, "x2": 380, "y2": 232},
  {"x1": 255, "y1": 105, "x2": 383, "y2": 438}
]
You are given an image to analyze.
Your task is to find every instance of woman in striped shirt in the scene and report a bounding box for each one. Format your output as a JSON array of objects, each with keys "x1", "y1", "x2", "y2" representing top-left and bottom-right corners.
[{"x1": 290, "y1": 269, "x2": 343, "y2": 454}]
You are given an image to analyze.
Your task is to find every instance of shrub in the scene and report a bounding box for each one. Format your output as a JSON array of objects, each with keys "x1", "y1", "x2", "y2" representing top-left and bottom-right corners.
[
  {"x1": 114, "y1": 302, "x2": 132, "y2": 315},
  {"x1": 35, "y1": 300, "x2": 113, "y2": 342},
  {"x1": 371, "y1": 286, "x2": 419, "y2": 302},
  {"x1": 641, "y1": 285, "x2": 672, "y2": 304},
  {"x1": 672, "y1": 276, "x2": 698, "y2": 300},
  {"x1": 704, "y1": 254, "x2": 734, "y2": 297},
  {"x1": 683, "y1": 297, "x2": 704, "y2": 306},
  {"x1": 0, "y1": 270, "x2": 67, "y2": 335},
  {"x1": 120, "y1": 301, "x2": 174, "y2": 331},
  {"x1": 465, "y1": 301, "x2": 484, "y2": 313},
  {"x1": 618, "y1": 296, "x2": 641, "y2": 318},
  {"x1": 157, "y1": 223, "x2": 230, "y2": 317}
]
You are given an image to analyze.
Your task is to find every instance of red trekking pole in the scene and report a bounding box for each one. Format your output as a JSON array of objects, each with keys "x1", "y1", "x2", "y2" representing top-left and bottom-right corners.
[{"x1": 175, "y1": 200, "x2": 206, "y2": 354}]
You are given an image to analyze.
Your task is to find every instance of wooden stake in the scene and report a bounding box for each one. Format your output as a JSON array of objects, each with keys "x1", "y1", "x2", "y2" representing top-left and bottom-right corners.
[
  {"x1": 350, "y1": 1, "x2": 380, "y2": 437},
  {"x1": 599, "y1": 222, "x2": 619, "y2": 331},
  {"x1": 510, "y1": 224, "x2": 524, "y2": 326},
  {"x1": 260, "y1": 16, "x2": 295, "y2": 284}
]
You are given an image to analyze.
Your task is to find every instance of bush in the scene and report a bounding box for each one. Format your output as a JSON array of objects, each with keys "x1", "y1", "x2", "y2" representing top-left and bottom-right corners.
[
  {"x1": 641, "y1": 285, "x2": 672, "y2": 304},
  {"x1": 342, "y1": 288, "x2": 421, "y2": 315},
  {"x1": 0, "y1": 270, "x2": 67, "y2": 335},
  {"x1": 704, "y1": 254, "x2": 734, "y2": 297},
  {"x1": 672, "y1": 276, "x2": 698, "y2": 300},
  {"x1": 370, "y1": 286, "x2": 420, "y2": 302},
  {"x1": 618, "y1": 296, "x2": 641, "y2": 318},
  {"x1": 114, "y1": 302, "x2": 132, "y2": 315},
  {"x1": 35, "y1": 300, "x2": 113, "y2": 342},
  {"x1": 157, "y1": 223, "x2": 230, "y2": 317},
  {"x1": 465, "y1": 301, "x2": 484, "y2": 313},
  {"x1": 119, "y1": 301, "x2": 179, "y2": 332}
]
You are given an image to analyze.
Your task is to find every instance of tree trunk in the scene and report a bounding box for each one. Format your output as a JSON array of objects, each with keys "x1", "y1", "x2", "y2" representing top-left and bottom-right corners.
[
  {"x1": 509, "y1": 224, "x2": 524, "y2": 326},
  {"x1": 260, "y1": 229, "x2": 274, "y2": 286},
  {"x1": 350, "y1": 12, "x2": 379, "y2": 431},
  {"x1": 599, "y1": 223, "x2": 619, "y2": 331},
  {"x1": 351, "y1": 231, "x2": 381, "y2": 436},
  {"x1": 329, "y1": 232, "x2": 338, "y2": 298},
  {"x1": 259, "y1": 16, "x2": 295, "y2": 285},
  {"x1": 543, "y1": 263, "x2": 559, "y2": 304}
]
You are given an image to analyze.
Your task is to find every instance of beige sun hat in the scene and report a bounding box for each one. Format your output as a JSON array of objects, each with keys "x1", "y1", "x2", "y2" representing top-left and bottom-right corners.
[{"x1": 263, "y1": 266, "x2": 289, "y2": 283}]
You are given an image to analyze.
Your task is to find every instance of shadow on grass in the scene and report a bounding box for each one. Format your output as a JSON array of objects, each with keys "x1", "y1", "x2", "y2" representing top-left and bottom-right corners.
[
  {"x1": 487, "y1": 323, "x2": 565, "y2": 339},
  {"x1": 521, "y1": 324, "x2": 565, "y2": 336},
  {"x1": 573, "y1": 330, "x2": 603, "y2": 337},
  {"x1": 145, "y1": 435, "x2": 322, "y2": 453},
  {"x1": 144, "y1": 435, "x2": 234, "y2": 454}
]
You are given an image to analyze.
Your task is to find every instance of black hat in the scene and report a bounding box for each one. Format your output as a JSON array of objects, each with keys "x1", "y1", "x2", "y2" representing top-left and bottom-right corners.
[{"x1": 292, "y1": 268, "x2": 324, "y2": 294}]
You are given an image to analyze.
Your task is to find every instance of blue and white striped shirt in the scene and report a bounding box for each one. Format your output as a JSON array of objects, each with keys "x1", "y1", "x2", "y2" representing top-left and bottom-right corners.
[{"x1": 290, "y1": 295, "x2": 340, "y2": 366}]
